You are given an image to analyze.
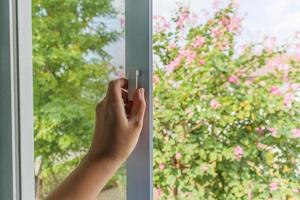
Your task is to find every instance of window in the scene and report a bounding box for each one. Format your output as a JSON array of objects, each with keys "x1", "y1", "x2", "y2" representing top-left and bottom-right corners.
[
  {"x1": 2, "y1": 0, "x2": 300, "y2": 200},
  {"x1": 32, "y1": 0, "x2": 152, "y2": 199},
  {"x1": 32, "y1": 0, "x2": 127, "y2": 198},
  {"x1": 0, "y1": 0, "x2": 34, "y2": 199},
  {"x1": 1, "y1": 0, "x2": 152, "y2": 199}
]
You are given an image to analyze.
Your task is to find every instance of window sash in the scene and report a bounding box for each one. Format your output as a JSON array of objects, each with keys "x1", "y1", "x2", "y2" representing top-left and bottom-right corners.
[
  {"x1": 17, "y1": 0, "x2": 35, "y2": 199},
  {"x1": 0, "y1": 0, "x2": 19, "y2": 199},
  {"x1": 0, "y1": 0, "x2": 35, "y2": 199},
  {"x1": 125, "y1": 0, "x2": 153, "y2": 199},
  {"x1": 1, "y1": 0, "x2": 152, "y2": 199}
]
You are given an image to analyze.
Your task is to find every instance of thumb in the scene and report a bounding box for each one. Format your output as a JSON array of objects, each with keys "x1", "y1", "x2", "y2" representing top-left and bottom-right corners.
[{"x1": 129, "y1": 88, "x2": 146, "y2": 129}]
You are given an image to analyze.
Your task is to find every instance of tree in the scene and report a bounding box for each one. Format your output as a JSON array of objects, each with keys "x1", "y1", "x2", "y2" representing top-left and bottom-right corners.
[
  {"x1": 153, "y1": 1, "x2": 300, "y2": 199},
  {"x1": 32, "y1": 0, "x2": 121, "y2": 198}
]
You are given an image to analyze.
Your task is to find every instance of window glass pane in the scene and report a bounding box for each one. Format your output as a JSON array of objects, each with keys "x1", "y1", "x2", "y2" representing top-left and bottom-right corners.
[
  {"x1": 153, "y1": 0, "x2": 300, "y2": 199},
  {"x1": 32, "y1": 0, "x2": 125, "y2": 199}
]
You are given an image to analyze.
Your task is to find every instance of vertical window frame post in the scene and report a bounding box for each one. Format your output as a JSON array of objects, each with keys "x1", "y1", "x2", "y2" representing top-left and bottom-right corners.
[
  {"x1": 0, "y1": 0, "x2": 35, "y2": 199},
  {"x1": 125, "y1": 0, "x2": 153, "y2": 199},
  {"x1": 17, "y1": 0, "x2": 35, "y2": 199}
]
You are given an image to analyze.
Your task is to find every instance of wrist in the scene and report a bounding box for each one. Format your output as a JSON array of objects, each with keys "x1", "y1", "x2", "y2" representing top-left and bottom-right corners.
[{"x1": 84, "y1": 151, "x2": 125, "y2": 167}]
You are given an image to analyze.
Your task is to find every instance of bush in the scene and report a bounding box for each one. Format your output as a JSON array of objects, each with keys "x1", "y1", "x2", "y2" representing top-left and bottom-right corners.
[{"x1": 153, "y1": 1, "x2": 300, "y2": 199}]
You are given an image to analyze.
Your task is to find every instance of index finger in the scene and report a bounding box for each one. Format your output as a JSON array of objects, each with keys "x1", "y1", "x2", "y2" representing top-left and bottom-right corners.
[
  {"x1": 106, "y1": 78, "x2": 128, "y2": 124},
  {"x1": 107, "y1": 78, "x2": 128, "y2": 103}
]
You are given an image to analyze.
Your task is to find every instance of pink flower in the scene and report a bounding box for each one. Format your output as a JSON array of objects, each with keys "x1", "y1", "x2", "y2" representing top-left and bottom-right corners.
[
  {"x1": 163, "y1": 22, "x2": 170, "y2": 30},
  {"x1": 218, "y1": 41, "x2": 230, "y2": 51},
  {"x1": 186, "y1": 52, "x2": 196, "y2": 64},
  {"x1": 266, "y1": 56, "x2": 290, "y2": 75},
  {"x1": 267, "y1": 56, "x2": 286, "y2": 67},
  {"x1": 296, "y1": 42, "x2": 300, "y2": 50},
  {"x1": 179, "y1": 48, "x2": 196, "y2": 64},
  {"x1": 295, "y1": 31, "x2": 300, "y2": 39},
  {"x1": 278, "y1": 63, "x2": 290, "y2": 72},
  {"x1": 294, "y1": 188, "x2": 300, "y2": 193},
  {"x1": 269, "y1": 182, "x2": 278, "y2": 191},
  {"x1": 211, "y1": 27, "x2": 221, "y2": 38},
  {"x1": 175, "y1": 152, "x2": 182, "y2": 160},
  {"x1": 153, "y1": 75, "x2": 160, "y2": 84},
  {"x1": 268, "y1": 128, "x2": 278, "y2": 137},
  {"x1": 289, "y1": 83, "x2": 300, "y2": 90},
  {"x1": 213, "y1": 0, "x2": 221, "y2": 9},
  {"x1": 233, "y1": 146, "x2": 244, "y2": 161},
  {"x1": 221, "y1": 16, "x2": 242, "y2": 32},
  {"x1": 201, "y1": 165, "x2": 209, "y2": 172},
  {"x1": 221, "y1": 17, "x2": 230, "y2": 26},
  {"x1": 119, "y1": 16, "x2": 125, "y2": 29},
  {"x1": 192, "y1": 36, "x2": 205, "y2": 48},
  {"x1": 245, "y1": 80, "x2": 252, "y2": 86},
  {"x1": 210, "y1": 99, "x2": 220, "y2": 109},
  {"x1": 270, "y1": 86, "x2": 282, "y2": 96},
  {"x1": 154, "y1": 15, "x2": 170, "y2": 33},
  {"x1": 228, "y1": 76, "x2": 238, "y2": 84},
  {"x1": 256, "y1": 127, "x2": 265, "y2": 135},
  {"x1": 269, "y1": 57, "x2": 290, "y2": 78},
  {"x1": 264, "y1": 37, "x2": 276, "y2": 52},
  {"x1": 159, "y1": 163, "x2": 165, "y2": 171},
  {"x1": 199, "y1": 59, "x2": 206, "y2": 65},
  {"x1": 247, "y1": 191, "x2": 253, "y2": 200},
  {"x1": 292, "y1": 129, "x2": 300, "y2": 138},
  {"x1": 256, "y1": 143, "x2": 267, "y2": 150},
  {"x1": 166, "y1": 56, "x2": 182, "y2": 72},
  {"x1": 176, "y1": 12, "x2": 189, "y2": 29},
  {"x1": 156, "y1": 187, "x2": 163, "y2": 198},
  {"x1": 226, "y1": 17, "x2": 242, "y2": 32},
  {"x1": 284, "y1": 93, "x2": 294, "y2": 108},
  {"x1": 297, "y1": 51, "x2": 300, "y2": 61},
  {"x1": 168, "y1": 42, "x2": 177, "y2": 50}
]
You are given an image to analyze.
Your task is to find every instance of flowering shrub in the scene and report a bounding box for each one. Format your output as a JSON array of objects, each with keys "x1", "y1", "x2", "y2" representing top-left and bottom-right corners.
[{"x1": 153, "y1": 1, "x2": 300, "y2": 199}]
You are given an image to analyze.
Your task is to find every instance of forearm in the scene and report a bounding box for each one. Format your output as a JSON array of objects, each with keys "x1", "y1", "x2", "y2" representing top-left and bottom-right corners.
[{"x1": 46, "y1": 155, "x2": 123, "y2": 200}]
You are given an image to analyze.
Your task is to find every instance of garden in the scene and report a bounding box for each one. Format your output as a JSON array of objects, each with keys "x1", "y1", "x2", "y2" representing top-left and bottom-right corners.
[{"x1": 153, "y1": 1, "x2": 300, "y2": 199}]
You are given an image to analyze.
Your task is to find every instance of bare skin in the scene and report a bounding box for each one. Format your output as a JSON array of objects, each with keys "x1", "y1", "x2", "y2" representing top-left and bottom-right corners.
[{"x1": 46, "y1": 78, "x2": 146, "y2": 200}]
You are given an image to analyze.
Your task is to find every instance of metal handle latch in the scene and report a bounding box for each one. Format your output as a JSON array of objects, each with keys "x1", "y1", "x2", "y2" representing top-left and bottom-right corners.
[{"x1": 127, "y1": 69, "x2": 140, "y2": 101}]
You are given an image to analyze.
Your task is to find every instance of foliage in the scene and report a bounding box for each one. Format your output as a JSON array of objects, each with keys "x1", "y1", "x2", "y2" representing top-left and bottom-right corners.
[
  {"x1": 153, "y1": 1, "x2": 300, "y2": 199},
  {"x1": 32, "y1": 0, "x2": 121, "y2": 197}
]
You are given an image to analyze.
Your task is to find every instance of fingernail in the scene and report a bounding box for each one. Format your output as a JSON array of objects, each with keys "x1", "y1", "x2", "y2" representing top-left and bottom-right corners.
[{"x1": 139, "y1": 88, "x2": 144, "y2": 96}]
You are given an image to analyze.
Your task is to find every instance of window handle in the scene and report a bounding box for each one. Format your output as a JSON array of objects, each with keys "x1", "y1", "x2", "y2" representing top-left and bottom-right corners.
[{"x1": 127, "y1": 69, "x2": 140, "y2": 101}]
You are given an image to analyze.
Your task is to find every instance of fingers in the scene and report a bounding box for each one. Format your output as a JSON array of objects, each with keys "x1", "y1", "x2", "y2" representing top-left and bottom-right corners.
[
  {"x1": 122, "y1": 89, "x2": 131, "y2": 118},
  {"x1": 122, "y1": 88, "x2": 128, "y2": 103},
  {"x1": 106, "y1": 78, "x2": 128, "y2": 122},
  {"x1": 105, "y1": 79, "x2": 146, "y2": 129},
  {"x1": 125, "y1": 101, "x2": 132, "y2": 119},
  {"x1": 107, "y1": 78, "x2": 128, "y2": 103},
  {"x1": 129, "y1": 88, "x2": 146, "y2": 129}
]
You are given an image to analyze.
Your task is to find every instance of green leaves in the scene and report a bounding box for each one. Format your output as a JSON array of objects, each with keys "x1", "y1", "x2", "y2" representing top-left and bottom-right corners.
[
  {"x1": 153, "y1": 1, "x2": 300, "y2": 199},
  {"x1": 33, "y1": 0, "x2": 120, "y2": 196}
]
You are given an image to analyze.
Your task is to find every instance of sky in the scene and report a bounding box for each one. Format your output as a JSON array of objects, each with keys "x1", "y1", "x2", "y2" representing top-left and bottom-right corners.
[
  {"x1": 154, "y1": 0, "x2": 300, "y2": 44},
  {"x1": 107, "y1": 0, "x2": 300, "y2": 66}
]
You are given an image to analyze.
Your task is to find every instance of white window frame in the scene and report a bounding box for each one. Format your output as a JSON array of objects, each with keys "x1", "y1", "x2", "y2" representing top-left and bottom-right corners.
[
  {"x1": 125, "y1": 0, "x2": 153, "y2": 199},
  {"x1": 0, "y1": 0, "x2": 152, "y2": 199},
  {"x1": 0, "y1": 0, "x2": 35, "y2": 199}
]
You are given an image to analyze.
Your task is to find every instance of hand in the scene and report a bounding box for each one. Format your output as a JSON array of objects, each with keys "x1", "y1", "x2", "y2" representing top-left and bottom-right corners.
[
  {"x1": 87, "y1": 78, "x2": 146, "y2": 163},
  {"x1": 47, "y1": 78, "x2": 146, "y2": 200}
]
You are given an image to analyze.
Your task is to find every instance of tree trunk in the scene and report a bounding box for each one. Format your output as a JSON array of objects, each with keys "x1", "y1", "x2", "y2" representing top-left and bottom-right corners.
[{"x1": 35, "y1": 176, "x2": 43, "y2": 200}]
